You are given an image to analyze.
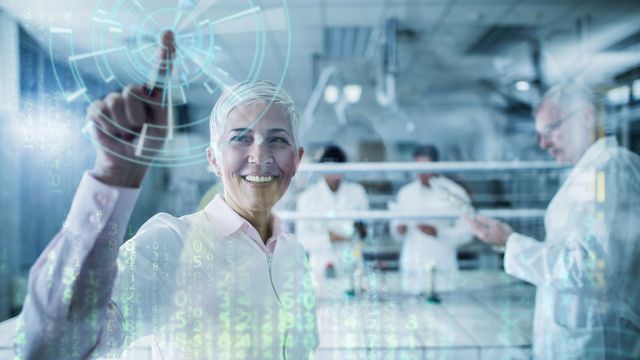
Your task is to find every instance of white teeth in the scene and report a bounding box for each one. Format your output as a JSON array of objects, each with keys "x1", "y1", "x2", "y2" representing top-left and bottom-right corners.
[{"x1": 244, "y1": 175, "x2": 275, "y2": 183}]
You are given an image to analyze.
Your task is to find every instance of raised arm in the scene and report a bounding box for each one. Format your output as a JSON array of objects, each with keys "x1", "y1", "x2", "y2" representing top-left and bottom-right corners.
[{"x1": 14, "y1": 32, "x2": 174, "y2": 359}]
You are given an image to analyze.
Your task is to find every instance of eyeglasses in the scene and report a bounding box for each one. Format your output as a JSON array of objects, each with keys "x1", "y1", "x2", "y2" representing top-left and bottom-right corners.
[{"x1": 537, "y1": 109, "x2": 582, "y2": 142}]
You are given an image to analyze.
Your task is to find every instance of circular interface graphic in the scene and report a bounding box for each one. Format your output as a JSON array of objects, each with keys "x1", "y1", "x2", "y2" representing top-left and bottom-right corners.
[{"x1": 48, "y1": 0, "x2": 292, "y2": 167}]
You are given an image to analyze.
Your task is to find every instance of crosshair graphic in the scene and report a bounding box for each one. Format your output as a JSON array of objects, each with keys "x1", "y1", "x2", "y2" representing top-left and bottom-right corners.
[{"x1": 48, "y1": 0, "x2": 292, "y2": 167}]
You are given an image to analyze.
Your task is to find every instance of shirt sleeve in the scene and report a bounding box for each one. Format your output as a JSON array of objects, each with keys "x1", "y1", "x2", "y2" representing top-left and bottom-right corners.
[
  {"x1": 390, "y1": 185, "x2": 414, "y2": 241},
  {"x1": 503, "y1": 232, "x2": 546, "y2": 286},
  {"x1": 14, "y1": 172, "x2": 140, "y2": 359}
]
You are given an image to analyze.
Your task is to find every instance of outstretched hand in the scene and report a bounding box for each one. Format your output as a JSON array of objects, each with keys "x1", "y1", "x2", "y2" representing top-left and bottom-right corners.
[
  {"x1": 462, "y1": 213, "x2": 513, "y2": 246},
  {"x1": 87, "y1": 31, "x2": 175, "y2": 187}
]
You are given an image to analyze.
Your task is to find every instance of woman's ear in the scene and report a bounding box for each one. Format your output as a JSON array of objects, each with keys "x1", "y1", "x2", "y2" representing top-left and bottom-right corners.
[
  {"x1": 293, "y1": 146, "x2": 304, "y2": 176},
  {"x1": 206, "y1": 146, "x2": 222, "y2": 177}
]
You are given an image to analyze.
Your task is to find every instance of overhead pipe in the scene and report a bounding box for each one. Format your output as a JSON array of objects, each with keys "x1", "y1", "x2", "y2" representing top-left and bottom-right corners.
[
  {"x1": 301, "y1": 65, "x2": 349, "y2": 134},
  {"x1": 375, "y1": 18, "x2": 398, "y2": 109}
]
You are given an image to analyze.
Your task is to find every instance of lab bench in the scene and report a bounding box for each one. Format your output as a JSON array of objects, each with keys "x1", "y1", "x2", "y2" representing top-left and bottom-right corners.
[{"x1": 0, "y1": 271, "x2": 534, "y2": 360}]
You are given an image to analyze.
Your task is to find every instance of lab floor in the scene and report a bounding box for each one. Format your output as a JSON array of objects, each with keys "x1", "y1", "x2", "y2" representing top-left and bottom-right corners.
[
  {"x1": 312, "y1": 270, "x2": 534, "y2": 360},
  {"x1": 0, "y1": 271, "x2": 534, "y2": 359}
]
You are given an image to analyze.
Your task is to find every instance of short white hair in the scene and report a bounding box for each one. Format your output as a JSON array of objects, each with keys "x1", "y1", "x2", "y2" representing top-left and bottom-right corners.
[
  {"x1": 209, "y1": 80, "x2": 300, "y2": 157},
  {"x1": 535, "y1": 83, "x2": 595, "y2": 117}
]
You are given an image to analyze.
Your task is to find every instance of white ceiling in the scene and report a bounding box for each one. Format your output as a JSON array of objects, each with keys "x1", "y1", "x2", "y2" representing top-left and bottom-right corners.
[{"x1": 1, "y1": 0, "x2": 639, "y2": 116}]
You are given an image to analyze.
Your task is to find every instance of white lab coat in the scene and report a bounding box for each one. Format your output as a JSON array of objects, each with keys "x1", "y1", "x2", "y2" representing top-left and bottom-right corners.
[
  {"x1": 392, "y1": 177, "x2": 472, "y2": 273},
  {"x1": 505, "y1": 137, "x2": 640, "y2": 359},
  {"x1": 295, "y1": 180, "x2": 369, "y2": 274}
]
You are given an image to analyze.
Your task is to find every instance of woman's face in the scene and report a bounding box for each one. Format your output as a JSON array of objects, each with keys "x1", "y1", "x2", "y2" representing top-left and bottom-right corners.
[{"x1": 208, "y1": 101, "x2": 303, "y2": 214}]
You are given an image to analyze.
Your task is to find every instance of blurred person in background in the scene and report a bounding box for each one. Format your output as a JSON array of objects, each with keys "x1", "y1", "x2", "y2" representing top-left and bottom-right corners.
[
  {"x1": 391, "y1": 144, "x2": 473, "y2": 274},
  {"x1": 296, "y1": 145, "x2": 369, "y2": 276},
  {"x1": 465, "y1": 84, "x2": 640, "y2": 359}
]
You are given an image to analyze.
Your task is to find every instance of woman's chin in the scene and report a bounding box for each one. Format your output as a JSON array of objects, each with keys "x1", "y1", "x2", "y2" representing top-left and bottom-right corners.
[{"x1": 242, "y1": 194, "x2": 280, "y2": 212}]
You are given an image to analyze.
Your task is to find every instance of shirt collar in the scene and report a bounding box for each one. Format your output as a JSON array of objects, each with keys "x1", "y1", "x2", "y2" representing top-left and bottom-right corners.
[
  {"x1": 319, "y1": 178, "x2": 340, "y2": 196},
  {"x1": 576, "y1": 136, "x2": 617, "y2": 169},
  {"x1": 204, "y1": 194, "x2": 286, "y2": 253}
]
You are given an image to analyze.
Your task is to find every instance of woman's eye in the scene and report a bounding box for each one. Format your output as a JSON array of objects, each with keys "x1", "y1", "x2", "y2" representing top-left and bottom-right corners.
[
  {"x1": 230, "y1": 135, "x2": 251, "y2": 143},
  {"x1": 269, "y1": 136, "x2": 290, "y2": 145}
]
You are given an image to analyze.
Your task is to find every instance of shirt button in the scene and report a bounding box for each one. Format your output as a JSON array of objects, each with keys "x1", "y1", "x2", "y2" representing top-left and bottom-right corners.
[
  {"x1": 96, "y1": 193, "x2": 109, "y2": 206},
  {"x1": 89, "y1": 213, "x2": 98, "y2": 225}
]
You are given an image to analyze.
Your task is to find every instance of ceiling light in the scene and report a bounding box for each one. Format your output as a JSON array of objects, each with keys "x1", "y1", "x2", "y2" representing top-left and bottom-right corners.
[
  {"x1": 515, "y1": 80, "x2": 530, "y2": 91},
  {"x1": 405, "y1": 121, "x2": 415, "y2": 133},
  {"x1": 606, "y1": 86, "x2": 630, "y2": 105},
  {"x1": 343, "y1": 84, "x2": 362, "y2": 103},
  {"x1": 324, "y1": 85, "x2": 339, "y2": 104}
]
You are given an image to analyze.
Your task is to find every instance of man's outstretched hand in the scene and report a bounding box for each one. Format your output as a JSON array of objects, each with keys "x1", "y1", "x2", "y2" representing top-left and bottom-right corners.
[{"x1": 463, "y1": 213, "x2": 513, "y2": 246}]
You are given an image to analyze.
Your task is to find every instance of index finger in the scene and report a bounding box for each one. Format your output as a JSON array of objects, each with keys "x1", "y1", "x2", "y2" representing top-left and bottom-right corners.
[
  {"x1": 147, "y1": 30, "x2": 176, "y2": 94},
  {"x1": 158, "y1": 31, "x2": 175, "y2": 77}
]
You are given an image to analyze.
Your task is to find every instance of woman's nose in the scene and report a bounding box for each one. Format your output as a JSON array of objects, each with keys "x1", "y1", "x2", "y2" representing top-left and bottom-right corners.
[{"x1": 248, "y1": 141, "x2": 274, "y2": 164}]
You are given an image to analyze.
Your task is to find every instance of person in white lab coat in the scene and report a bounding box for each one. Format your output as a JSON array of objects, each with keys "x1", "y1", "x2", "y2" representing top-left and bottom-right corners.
[
  {"x1": 296, "y1": 145, "x2": 369, "y2": 275},
  {"x1": 392, "y1": 145, "x2": 473, "y2": 274},
  {"x1": 465, "y1": 84, "x2": 640, "y2": 359},
  {"x1": 15, "y1": 34, "x2": 318, "y2": 359}
]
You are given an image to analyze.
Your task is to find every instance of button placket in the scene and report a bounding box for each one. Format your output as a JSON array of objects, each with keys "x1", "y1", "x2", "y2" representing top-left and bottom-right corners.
[
  {"x1": 96, "y1": 192, "x2": 110, "y2": 206},
  {"x1": 89, "y1": 210, "x2": 103, "y2": 230}
]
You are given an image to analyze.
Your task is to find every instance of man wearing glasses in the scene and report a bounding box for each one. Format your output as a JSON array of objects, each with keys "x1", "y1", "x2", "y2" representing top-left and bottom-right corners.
[{"x1": 465, "y1": 84, "x2": 640, "y2": 359}]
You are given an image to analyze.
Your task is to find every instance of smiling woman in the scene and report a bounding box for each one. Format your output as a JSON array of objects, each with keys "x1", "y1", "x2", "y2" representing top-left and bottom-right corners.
[
  {"x1": 206, "y1": 82, "x2": 304, "y2": 241},
  {"x1": 14, "y1": 78, "x2": 318, "y2": 359}
]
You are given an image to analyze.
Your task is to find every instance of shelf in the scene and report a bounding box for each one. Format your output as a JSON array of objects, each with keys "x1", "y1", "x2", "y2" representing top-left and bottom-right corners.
[
  {"x1": 297, "y1": 161, "x2": 568, "y2": 174},
  {"x1": 276, "y1": 209, "x2": 546, "y2": 221}
]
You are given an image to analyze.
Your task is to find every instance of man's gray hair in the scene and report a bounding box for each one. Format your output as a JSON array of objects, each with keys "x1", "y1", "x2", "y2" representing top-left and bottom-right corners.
[
  {"x1": 535, "y1": 83, "x2": 596, "y2": 117},
  {"x1": 209, "y1": 80, "x2": 300, "y2": 156}
]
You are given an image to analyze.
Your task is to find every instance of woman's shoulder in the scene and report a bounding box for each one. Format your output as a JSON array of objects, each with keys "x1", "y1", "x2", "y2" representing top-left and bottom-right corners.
[
  {"x1": 124, "y1": 210, "x2": 206, "y2": 250},
  {"x1": 279, "y1": 232, "x2": 309, "y2": 255}
]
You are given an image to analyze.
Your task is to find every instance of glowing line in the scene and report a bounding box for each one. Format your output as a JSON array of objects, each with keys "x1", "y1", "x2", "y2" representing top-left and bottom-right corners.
[
  {"x1": 179, "y1": 86, "x2": 187, "y2": 104},
  {"x1": 69, "y1": 46, "x2": 127, "y2": 62},
  {"x1": 165, "y1": 54, "x2": 174, "y2": 140},
  {"x1": 66, "y1": 88, "x2": 87, "y2": 102},
  {"x1": 147, "y1": 68, "x2": 158, "y2": 92},
  {"x1": 50, "y1": 27, "x2": 72, "y2": 34},
  {"x1": 92, "y1": 17, "x2": 122, "y2": 26},
  {"x1": 217, "y1": 67, "x2": 229, "y2": 77},
  {"x1": 198, "y1": 19, "x2": 209, "y2": 27},
  {"x1": 204, "y1": 70, "x2": 234, "y2": 97},
  {"x1": 211, "y1": 7, "x2": 287, "y2": 35},
  {"x1": 132, "y1": 43, "x2": 155, "y2": 54},
  {"x1": 203, "y1": 82, "x2": 214, "y2": 94},
  {"x1": 180, "y1": 60, "x2": 190, "y2": 75},
  {"x1": 109, "y1": 27, "x2": 123, "y2": 33},
  {"x1": 209, "y1": 7, "x2": 260, "y2": 27},
  {"x1": 97, "y1": 9, "x2": 107, "y2": 16},
  {"x1": 172, "y1": 11, "x2": 183, "y2": 29},
  {"x1": 167, "y1": 85, "x2": 174, "y2": 140},
  {"x1": 191, "y1": 47, "x2": 211, "y2": 58},
  {"x1": 176, "y1": 0, "x2": 222, "y2": 32},
  {"x1": 105, "y1": 75, "x2": 115, "y2": 83},
  {"x1": 131, "y1": 0, "x2": 144, "y2": 10},
  {"x1": 135, "y1": 123, "x2": 148, "y2": 157},
  {"x1": 180, "y1": 48, "x2": 238, "y2": 98}
]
